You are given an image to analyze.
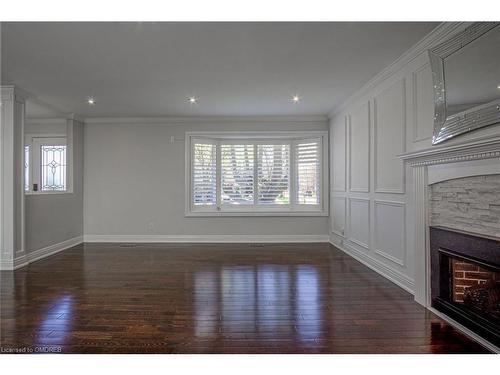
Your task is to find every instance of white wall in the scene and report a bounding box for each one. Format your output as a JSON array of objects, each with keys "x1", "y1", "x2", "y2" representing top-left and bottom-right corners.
[
  {"x1": 24, "y1": 119, "x2": 84, "y2": 254},
  {"x1": 329, "y1": 22, "x2": 500, "y2": 294},
  {"x1": 83, "y1": 118, "x2": 329, "y2": 240}
]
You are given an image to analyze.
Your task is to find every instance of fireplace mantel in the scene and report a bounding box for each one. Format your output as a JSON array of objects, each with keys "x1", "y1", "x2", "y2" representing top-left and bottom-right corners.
[
  {"x1": 399, "y1": 133, "x2": 500, "y2": 352},
  {"x1": 400, "y1": 134, "x2": 500, "y2": 167},
  {"x1": 399, "y1": 134, "x2": 500, "y2": 308}
]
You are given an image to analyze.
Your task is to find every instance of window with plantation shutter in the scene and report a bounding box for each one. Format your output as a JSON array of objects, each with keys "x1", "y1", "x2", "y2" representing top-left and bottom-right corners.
[
  {"x1": 186, "y1": 132, "x2": 327, "y2": 216},
  {"x1": 296, "y1": 139, "x2": 320, "y2": 205},
  {"x1": 192, "y1": 142, "x2": 217, "y2": 206},
  {"x1": 221, "y1": 144, "x2": 254, "y2": 205},
  {"x1": 257, "y1": 144, "x2": 290, "y2": 205}
]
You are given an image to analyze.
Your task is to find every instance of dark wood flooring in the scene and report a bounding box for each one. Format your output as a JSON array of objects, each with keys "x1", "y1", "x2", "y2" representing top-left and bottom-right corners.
[{"x1": 0, "y1": 243, "x2": 490, "y2": 353}]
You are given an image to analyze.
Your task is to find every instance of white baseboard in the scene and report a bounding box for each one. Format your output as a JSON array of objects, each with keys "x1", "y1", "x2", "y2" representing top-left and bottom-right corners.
[
  {"x1": 0, "y1": 234, "x2": 327, "y2": 269},
  {"x1": 428, "y1": 307, "x2": 500, "y2": 353},
  {"x1": 13, "y1": 255, "x2": 29, "y2": 269},
  {"x1": 1, "y1": 254, "x2": 29, "y2": 270},
  {"x1": 0, "y1": 236, "x2": 83, "y2": 270},
  {"x1": 84, "y1": 234, "x2": 330, "y2": 243},
  {"x1": 25, "y1": 236, "x2": 83, "y2": 266},
  {"x1": 329, "y1": 237, "x2": 415, "y2": 295},
  {"x1": 0, "y1": 262, "x2": 12, "y2": 271}
]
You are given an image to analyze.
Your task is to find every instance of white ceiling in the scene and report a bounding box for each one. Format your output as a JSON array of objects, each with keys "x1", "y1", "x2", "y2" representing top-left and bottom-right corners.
[{"x1": 1, "y1": 22, "x2": 438, "y2": 118}]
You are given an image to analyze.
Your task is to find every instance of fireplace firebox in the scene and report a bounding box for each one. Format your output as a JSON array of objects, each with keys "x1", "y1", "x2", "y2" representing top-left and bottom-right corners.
[{"x1": 430, "y1": 226, "x2": 500, "y2": 347}]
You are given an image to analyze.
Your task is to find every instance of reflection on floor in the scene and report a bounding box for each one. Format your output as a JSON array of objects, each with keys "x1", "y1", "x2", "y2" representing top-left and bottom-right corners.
[{"x1": 0, "y1": 243, "x2": 490, "y2": 353}]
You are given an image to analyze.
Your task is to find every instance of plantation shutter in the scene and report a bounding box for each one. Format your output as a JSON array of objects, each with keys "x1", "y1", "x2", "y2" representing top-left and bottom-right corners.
[
  {"x1": 220, "y1": 143, "x2": 254, "y2": 205},
  {"x1": 295, "y1": 138, "x2": 320, "y2": 205},
  {"x1": 192, "y1": 141, "x2": 217, "y2": 206},
  {"x1": 188, "y1": 133, "x2": 325, "y2": 214},
  {"x1": 257, "y1": 144, "x2": 290, "y2": 205}
]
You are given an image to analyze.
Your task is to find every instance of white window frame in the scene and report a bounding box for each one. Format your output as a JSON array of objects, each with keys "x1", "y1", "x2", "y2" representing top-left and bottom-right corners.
[
  {"x1": 24, "y1": 134, "x2": 73, "y2": 195},
  {"x1": 185, "y1": 131, "x2": 329, "y2": 217}
]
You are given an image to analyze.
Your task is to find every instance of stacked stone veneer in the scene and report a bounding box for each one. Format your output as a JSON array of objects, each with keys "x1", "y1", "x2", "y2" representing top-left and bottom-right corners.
[{"x1": 430, "y1": 174, "x2": 500, "y2": 238}]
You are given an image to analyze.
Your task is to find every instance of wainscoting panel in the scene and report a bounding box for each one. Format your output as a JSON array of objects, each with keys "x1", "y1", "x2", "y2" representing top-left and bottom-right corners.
[
  {"x1": 374, "y1": 79, "x2": 406, "y2": 194},
  {"x1": 411, "y1": 63, "x2": 434, "y2": 143},
  {"x1": 331, "y1": 196, "x2": 346, "y2": 237},
  {"x1": 347, "y1": 197, "x2": 370, "y2": 250},
  {"x1": 348, "y1": 102, "x2": 370, "y2": 192},
  {"x1": 329, "y1": 24, "x2": 494, "y2": 303},
  {"x1": 374, "y1": 200, "x2": 406, "y2": 267},
  {"x1": 332, "y1": 116, "x2": 347, "y2": 192}
]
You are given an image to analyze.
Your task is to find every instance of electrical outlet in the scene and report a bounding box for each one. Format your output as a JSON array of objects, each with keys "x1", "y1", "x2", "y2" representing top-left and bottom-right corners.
[{"x1": 147, "y1": 221, "x2": 156, "y2": 234}]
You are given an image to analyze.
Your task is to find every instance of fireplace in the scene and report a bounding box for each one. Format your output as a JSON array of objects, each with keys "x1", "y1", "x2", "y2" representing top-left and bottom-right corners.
[
  {"x1": 430, "y1": 226, "x2": 500, "y2": 346},
  {"x1": 452, "y1": 258, "x2": 499, "y2": 312}
]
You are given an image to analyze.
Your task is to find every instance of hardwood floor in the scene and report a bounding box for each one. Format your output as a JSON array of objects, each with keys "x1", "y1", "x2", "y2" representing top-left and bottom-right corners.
[{"x1": 0, "y1": 243, "x2": 490, "y2": 353}]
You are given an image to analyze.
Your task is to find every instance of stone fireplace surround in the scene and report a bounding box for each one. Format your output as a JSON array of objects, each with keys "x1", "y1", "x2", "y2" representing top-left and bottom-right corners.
[{"x1": 400, "y1": 133, "x2": 500, "y2": 352}]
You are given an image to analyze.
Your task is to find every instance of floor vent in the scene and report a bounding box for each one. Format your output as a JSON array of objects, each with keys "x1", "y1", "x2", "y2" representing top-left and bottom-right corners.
[{"x1": 249, "y1": 243, "x2": 265, "y2": 247}]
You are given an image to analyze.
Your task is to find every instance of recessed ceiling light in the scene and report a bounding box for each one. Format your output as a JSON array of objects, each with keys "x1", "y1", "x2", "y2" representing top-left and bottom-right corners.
[
  {"x1": 87, "y1": 97, "x2": 96, "y2": 106},
  {"x1": 292, "y1": 95, "x2": 300, "y2": 103},
  {"x1": 497, "y1": 85, "x2": 500, "y2": 90},
  {"x1": 188, "y1": 96, "x2": 198, "y2": 104}
]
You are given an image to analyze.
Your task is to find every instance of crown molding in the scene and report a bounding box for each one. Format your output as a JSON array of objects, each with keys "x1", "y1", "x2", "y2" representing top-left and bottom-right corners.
[
  {"x1": 26, "y1": 114, "x2": 86, "y2": 123},
  {"x1": 83, "y1": 115, "x2": 328, "y2": 125},
  {"x1": 399, "y1": 134, "x2": 500, "y2": 166},
  {"x1": 28, "y1": 114, "x2": 325, "y2": 125},
  {"x1": 329, "y1": 22, "x2": 471, "y2": 118},
  {"x1": 25, "y1": 117, "x2": 67, "y2": 125},
  {"x1": 4, "y1": 83, "x2": 83, "y2": 119},
  {"x1": 26, "y1": 114, "x2": 86, "y2": 126},
  {"x1": 66, "y1": 113, "x2": 86, "y2": 123},
  {"x1": 1, "y1": 85, "x2": 33, "y2": 101}
]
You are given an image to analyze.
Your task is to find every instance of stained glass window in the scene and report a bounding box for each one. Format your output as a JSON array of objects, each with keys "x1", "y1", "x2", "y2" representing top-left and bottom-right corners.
[
  {"x1": 24, "y1": 145, "x2": 30, "y2": 192},
  {"x1": 41, "y1": 145, "x2": 67, "y2": 191}
]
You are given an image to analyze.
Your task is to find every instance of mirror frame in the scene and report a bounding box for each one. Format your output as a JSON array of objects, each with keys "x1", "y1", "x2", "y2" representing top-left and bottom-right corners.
[{"x1": 428, "y1": 22, "x2": 500, "y2": 145}]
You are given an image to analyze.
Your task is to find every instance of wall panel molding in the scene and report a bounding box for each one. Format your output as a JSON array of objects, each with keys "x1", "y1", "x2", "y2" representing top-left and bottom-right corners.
[
  {"x1": 348, "y1": 102, "x2": 370, "y2": 193},
  {"x1": 331, "y1": 196, "x2": 346, "y2": 237},
  {"x1": 332, "y1": 116, "x2": 347, "y2": 192},
  {"x1": 347, "y1": 197, "x2": 370, "y2": 250},
  {"x1": 373, "y1": 79, "x2": 406, "y2": 194},
  {"x1": 411, "y1": 63, "x2": 434, "y2": 143},
  {"x1": 373, "y1": 200, "x2": 406, "y2": 267}
]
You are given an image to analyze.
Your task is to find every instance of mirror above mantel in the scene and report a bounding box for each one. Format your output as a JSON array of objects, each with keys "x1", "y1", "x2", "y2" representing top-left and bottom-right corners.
[{"x1": 429, "y1": 22, "x2": 500, "y2": 145}]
